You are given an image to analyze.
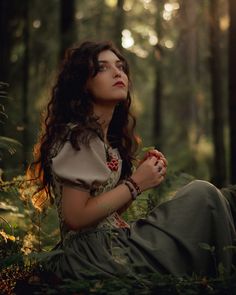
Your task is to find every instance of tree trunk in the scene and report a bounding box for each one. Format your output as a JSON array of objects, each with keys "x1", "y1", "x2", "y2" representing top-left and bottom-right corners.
[
  {"x1": 60, "y1": 0, "x2": 75, "y2": 59},
  {"x1": 153, "y1": 0, "x2": 164, "y2": 150},
  {"x1": 178, "y1": 0, "x2": 198, "y2": 139},
  {"x1": 0, "y1": 0, "x2": 11, "y2": 138},
  {"x1": 22, "y1": 0, "x2": 30, "y2": 169},
  {"x1": 228, "y1": 0, "x2": 236, "y2": 183},
  {"x1": 0, "y1": 0, "x2": 10, "y2": 82},
  {"x1": 113, "y1": 0, "x2": 125, "y2": 50},
  {"x1": 209, "y1": 0, "x2": 227, "y2": 187}
]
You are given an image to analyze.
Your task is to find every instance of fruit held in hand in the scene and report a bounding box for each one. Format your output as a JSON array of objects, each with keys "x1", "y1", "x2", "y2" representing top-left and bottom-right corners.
[{"x1": 147, "y1": 151, "x2": 160, "y2": 159}]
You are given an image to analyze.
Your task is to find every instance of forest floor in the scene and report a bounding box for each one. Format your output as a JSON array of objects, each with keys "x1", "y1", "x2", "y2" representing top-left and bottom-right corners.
[{"x1": 1, "y1": 172, "x2": 236, "y2": 294}]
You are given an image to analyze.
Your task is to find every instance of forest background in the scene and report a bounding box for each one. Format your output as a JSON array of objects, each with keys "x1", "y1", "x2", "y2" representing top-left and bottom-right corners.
[
  {"x1": 1, "y1": 0, "x2": 236, "y2": 189},
  {"x1": 1, "y1": 0, "x2": 236, "y2": 187},
  {"x1": 0, "y1": 0, "x2": 236, "y2": 292}
]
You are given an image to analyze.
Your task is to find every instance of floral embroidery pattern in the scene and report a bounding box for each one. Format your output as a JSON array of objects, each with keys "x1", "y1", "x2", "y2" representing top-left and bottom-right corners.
[
  {"x1": 53, "y1": 146, "x2": 130, "y2": 243},
  {"x1": 105, "y1": 146, "x2": 119, "y2": 171}
]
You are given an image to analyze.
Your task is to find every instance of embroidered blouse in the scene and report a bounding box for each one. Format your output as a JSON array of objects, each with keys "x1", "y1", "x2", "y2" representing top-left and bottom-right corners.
[{"x1": 50, "y1": 133, "x2": 130, "y2": 242}]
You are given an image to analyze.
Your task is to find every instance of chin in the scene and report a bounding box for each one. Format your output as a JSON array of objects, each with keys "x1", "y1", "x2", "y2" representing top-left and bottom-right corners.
[
  {"x1": 117, "y1": 95, "x2": 127, "y2": 100},
  {"x1": 113, "y1": 97, "x2": 127, "y2": 104}
]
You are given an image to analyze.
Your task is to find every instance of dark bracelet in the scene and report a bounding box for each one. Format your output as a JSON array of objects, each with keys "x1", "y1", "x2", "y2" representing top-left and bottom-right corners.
[
  {"x1": 123, "y1": 180, "x2": 138, "y2": 200},
  {"x1": 127, "y1": 177, "x2": 141, "y2": 195}
]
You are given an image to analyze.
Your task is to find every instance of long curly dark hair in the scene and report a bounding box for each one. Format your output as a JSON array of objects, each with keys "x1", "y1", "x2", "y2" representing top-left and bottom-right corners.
[{"x1": 28, "y1": 41, "x2": 140, "y2": 209}]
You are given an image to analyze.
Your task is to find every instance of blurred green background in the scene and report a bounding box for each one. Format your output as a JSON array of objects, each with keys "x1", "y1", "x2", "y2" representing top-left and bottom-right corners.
[
  {"x1": 0, "y1": 0, "x2": 236, "y2": 251},
  {"x1": 1, "y1": 0, "x2": 236, "y2": 187}
]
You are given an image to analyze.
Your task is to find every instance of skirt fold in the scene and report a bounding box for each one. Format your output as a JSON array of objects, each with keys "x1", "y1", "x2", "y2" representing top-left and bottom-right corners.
[{"x1": 44, "y1": 180, "x2": 236, "y2": 279}]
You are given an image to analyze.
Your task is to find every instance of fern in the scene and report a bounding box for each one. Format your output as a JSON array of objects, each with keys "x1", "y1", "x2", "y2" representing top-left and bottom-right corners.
[{"x1": 0, "y1": 81, "x2": 21, "y2": 155}]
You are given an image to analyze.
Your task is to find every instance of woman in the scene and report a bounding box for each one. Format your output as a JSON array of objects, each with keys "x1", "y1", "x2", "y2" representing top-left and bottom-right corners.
[{"x1": 30, "y1": 41, "x2": 236, "y2": 279}]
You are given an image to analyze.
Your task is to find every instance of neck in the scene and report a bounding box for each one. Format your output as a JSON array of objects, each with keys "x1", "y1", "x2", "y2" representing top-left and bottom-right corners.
[{"x1": 93, "y1": 103, "x2": 116, "y2": 143}]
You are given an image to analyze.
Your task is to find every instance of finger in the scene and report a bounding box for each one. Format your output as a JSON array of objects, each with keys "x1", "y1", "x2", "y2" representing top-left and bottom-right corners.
[
  {"x1": 142, "y1": 151, "x2": 158, "y2": 162},
  {"x1": 158, "y1": 152, "x2": 167, "y2": 162},
  {"x1": 144, "y1": 156, "x2": 157, "y2": 165},
  {"x1": 148, "y1": 149, "x2": 161, "y2": 159},
  {"x1": 156, "y1": 159, "x2": 166, "y2": 168},
  {"x1": 150, "y1": 150, "x2": 168, "y2": 167},
  {"x1": 149, "y1": 156, "x2": 159, "y2": 165},
  {"x1": 155, "y1": 161, "x2": 163, "y2": 172},
  {"x1": 158, "y1": 151, "x2": 165, "y2": 158},
  {"x1": 159, "y1": 156, "x2": 168, "y2": 167},
  {"x1": 159, "y1": 166, "x2": 167, "y2": 177}
]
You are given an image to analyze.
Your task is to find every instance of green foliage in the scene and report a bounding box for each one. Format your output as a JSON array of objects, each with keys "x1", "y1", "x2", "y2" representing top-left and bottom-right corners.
[
  {"x1": 0, "y1": 82, "x2": 8, "y2": 123},
  {"x1": 11, "y1": 269, "x2": 236, "y2": 295},
  {"x1": 0, "y1": 175, "x2": 236, "y2": 294},
  {"x1": 1, "y1": 0, "x2": 230, "y2": 183},
  {"x1": 0, "y1": 82, "x2": 21, "y2": 162},
  {"x1": 122, "y1": 170, "x2": 195, "y2": 221}
]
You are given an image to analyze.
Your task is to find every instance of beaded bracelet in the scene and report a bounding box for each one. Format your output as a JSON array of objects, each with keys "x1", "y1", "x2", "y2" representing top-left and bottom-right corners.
[
  {"x1": 123, "y1": 180, "x2": 138, "y2": 200},
  {"x1": 127, "y1": 177, "x2": 141, "y2": 196}
]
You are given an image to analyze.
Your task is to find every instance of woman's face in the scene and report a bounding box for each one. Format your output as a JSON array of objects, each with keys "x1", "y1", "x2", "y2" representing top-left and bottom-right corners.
[{"x1": 86, "y1": 50, "x2": 129, "y2": 105}]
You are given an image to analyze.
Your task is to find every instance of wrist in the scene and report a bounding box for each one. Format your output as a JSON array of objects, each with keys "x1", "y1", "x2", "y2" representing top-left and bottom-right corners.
[
  {"x1": 123, "y1": 180, "x2": 138, "y2": 200},
  {"x1": 130, "y1": 174, "x2": 145, "y2": 193},
  {"x1": 127, "y1": 177, "x2": 141, "y2": 195},
  {"x1": 123, "y1": 177, "x2": 142, "y2": 200}
]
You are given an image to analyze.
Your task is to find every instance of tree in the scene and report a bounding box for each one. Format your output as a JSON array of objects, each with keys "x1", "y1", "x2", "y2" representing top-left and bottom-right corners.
[
  {"x1": 0, "y1": 0, "x2": 11, "y2": 137},
  {"x1": 153, "y1": 0, "x2": 164, "y2": 150},
  {"x1": 60, "y1": 0, "x2": 76, "y2": 59},
  {"x1": 0, "y1": 0, "x2": 11, "y2": 83},
  {"x1": 22, "y1": 0, "x2": 30, "y2": 168},
  {"x1": 113, "y1": 0, "x2": 125, "y2": 50},
  {"x1": 228, "y1": 0, "x2": 236, "y2": 183},
  {"x1": 170, "y1": 0, "x2": 200, "y2": 173},
  {"x1": 209, "y1": 0, "x2": 227, "y2": 186}
]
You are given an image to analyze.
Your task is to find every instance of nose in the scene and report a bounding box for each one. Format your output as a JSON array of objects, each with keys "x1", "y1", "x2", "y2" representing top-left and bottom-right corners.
[{"x1": 112, "y1": 66, "x2": 122, "y2": 77}]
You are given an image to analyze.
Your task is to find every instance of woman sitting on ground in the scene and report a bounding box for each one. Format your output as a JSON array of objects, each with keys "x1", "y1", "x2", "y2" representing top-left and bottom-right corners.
[{"x1": 29, "y1": 40, "x2": 236, "y2": 279}]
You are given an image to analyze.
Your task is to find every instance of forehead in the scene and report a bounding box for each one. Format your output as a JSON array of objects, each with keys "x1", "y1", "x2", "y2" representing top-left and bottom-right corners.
[{"x1": 97, "y1": 50, "x2": 121, "y2": 62}]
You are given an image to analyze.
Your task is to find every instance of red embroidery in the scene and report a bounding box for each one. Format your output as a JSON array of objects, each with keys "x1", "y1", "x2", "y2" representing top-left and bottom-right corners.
[
  {"x1": 107, "y1": 157, "x2": 119, "y2": 171},
  {"x1": 114, "y1": 213, "x2": 129, "y2": 228}
]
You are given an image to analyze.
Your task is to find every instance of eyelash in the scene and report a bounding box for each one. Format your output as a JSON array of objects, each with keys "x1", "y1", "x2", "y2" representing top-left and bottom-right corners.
[
  {"x1": 118, "y1": 64, "x2": 125, "y2": 71},
  {"x1": 98, "y1": 64, "x2": 125, "y2": 72}
]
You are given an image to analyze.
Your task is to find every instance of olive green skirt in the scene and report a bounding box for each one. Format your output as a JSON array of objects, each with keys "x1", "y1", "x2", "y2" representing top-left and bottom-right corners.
[{"x1": 44, "y1": 180, "x2": 236, "y2": 279}]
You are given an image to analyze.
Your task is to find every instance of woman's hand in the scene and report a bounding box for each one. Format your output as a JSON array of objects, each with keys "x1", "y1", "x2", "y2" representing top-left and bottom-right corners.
[
  {"x1": 138, "y1": 149, "x2": 167, "y2": 167},
  {"x1": 132, "y1": 150, "x2": 167, "y2": 192}
]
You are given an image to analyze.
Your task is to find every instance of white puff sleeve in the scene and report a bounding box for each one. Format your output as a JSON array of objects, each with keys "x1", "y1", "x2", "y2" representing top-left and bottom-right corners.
[{"x1": 51, "y1": 136, "x2": 112, "y2": 192}]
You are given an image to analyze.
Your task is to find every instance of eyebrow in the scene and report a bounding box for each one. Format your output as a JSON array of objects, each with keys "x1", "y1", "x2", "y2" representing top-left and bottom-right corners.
[{"x1": 98, "y1": 60, "x2": 123, "y2": 64}]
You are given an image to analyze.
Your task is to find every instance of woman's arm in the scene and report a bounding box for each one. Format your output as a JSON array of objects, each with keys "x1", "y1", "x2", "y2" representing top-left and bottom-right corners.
[
  {"x1": 116, "y1": 199, "x2": 133, "y2": 215},
  {"x1": 62, "y1": 182, "x2": 133, "y2": 230},
  {"x1": 62, "y1": 156, "x2": 167, "y2": 230}
]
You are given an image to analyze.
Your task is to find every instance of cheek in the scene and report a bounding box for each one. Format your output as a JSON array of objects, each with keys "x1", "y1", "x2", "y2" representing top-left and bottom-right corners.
[
  {"x1": 88, "y1": 81, "x2": 109, "y2": 98},
  {"x1": 123, "y1": 74, "x2": 129, "y2": 87},
  {"x1": 86, "y1": 78, "x2": 101, "y2": 95}
]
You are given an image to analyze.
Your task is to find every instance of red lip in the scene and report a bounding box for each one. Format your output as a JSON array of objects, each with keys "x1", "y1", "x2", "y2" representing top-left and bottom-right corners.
[{"x1": 113, "y1": 81, "x2": 125, "y2": 87}]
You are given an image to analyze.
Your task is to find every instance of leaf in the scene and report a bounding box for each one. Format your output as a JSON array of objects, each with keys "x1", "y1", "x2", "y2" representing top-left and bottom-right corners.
[
  {"x1": 141, "y1": 146, "x2": 155, "y2": 152},
  {"x1": 0, "y1": 136, "x2": 22, "y2": 154},
  {"x1": 223, "y1": 245, "x2": 236, "y2": 251},
  {"x1": 0, "y1": 111, "x2": 7, "y2": 118},
  {"x1": 0, "y1": 201, "x2": 18, "y2": 212},
  {"x1": 198, "y1": 242, "x2": 215, "y2": 252},
  {"x1": 0, "y1": 253, "x2": 23, "y2": 267},
  {"x1": 137, "y1": 146, "x2": 156, "y2": 159},
  {"x1": 218, "y1": 262, "x2": 226, "y2": 277},
  {"x1": 0, "y1": 81, "x2": 9, "y2": 87},
  {"x1": 0, "y1": 230, "x2": 16, "y2": 242}
]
